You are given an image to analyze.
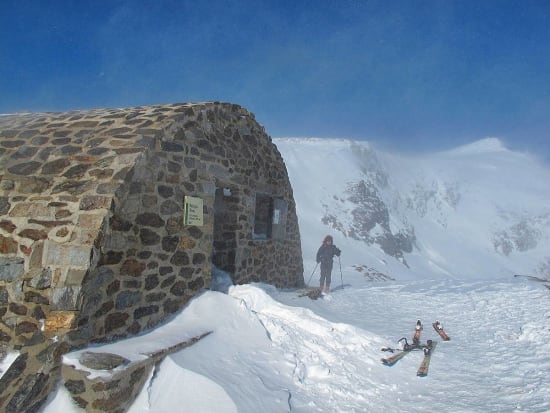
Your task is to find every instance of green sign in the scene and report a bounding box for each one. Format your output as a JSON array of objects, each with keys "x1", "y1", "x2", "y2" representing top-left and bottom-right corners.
[{"x1": 184, "y1": 196, "x2": 203, "y2": 226}]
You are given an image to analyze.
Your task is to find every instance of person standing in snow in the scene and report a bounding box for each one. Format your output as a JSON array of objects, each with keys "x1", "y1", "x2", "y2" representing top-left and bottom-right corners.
[{"x1": 316, "y1": 235, "x2": 341, "y2": 293}]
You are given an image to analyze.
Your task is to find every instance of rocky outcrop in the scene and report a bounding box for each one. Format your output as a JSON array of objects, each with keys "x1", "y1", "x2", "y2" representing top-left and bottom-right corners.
[
  {"x1": 492, "y1": 214, "x2": 549, "y2": 256},
  {"x1": 323, "y1": 179, "x2": 415, "y2": 265}
]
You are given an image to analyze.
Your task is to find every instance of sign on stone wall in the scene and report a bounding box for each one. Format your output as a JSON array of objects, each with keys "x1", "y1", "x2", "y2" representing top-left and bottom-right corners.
[{"x1": 184, "y1": 196, "x2": 203, "y2": 226}]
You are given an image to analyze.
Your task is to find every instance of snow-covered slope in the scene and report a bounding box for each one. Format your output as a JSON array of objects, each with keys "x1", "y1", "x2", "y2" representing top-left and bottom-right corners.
[
  {"x1": 275, "y1": 137, "x2": 550, "y2": 281},
  {"x1": 43, "y1": 277, "x2": 550, "y2": 413}
]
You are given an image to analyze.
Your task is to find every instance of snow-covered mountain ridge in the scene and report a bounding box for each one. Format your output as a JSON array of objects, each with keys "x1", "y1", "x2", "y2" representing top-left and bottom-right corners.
[{"x1": 274, "y1": 137, "x2": 550, "y2": 280}]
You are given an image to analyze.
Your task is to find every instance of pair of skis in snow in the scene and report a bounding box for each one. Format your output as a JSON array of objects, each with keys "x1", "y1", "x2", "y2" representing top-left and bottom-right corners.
[
  {"x1": 381, "y1": 320, "x2": 450, "y2": 377},
  {"x1": 418, "y1": 320, "x2": 450, "y2": 376}
]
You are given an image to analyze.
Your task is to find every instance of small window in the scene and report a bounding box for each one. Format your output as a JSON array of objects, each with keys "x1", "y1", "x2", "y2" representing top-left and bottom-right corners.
[
  {"x1": 253, "y1": 193, "x2": 273, "y2": 239},
  {"x1": 253, "y1": 194, "x2": 288, "y2": 240}
]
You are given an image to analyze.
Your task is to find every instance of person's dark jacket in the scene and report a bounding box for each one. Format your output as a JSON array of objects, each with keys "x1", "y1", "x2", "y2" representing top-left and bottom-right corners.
[{"x1": 316, "y1": 244, "x2": 341, "y2": 269}]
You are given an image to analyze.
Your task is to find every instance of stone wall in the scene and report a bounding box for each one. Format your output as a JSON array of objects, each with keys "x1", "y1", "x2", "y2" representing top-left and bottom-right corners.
[{"x1": 0, "y1": 102, "x2": 304, "y2": 412}]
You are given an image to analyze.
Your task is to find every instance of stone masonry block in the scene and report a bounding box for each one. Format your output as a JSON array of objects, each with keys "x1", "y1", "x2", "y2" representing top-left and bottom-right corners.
[
  {"x1": 51, "y1": 286, "x2": 81, "y2": 311},
  {"x1": 44, "y1": 241, "x2": 91, "y2": 268},
  {"x1": 45, "y1": 311, "x2": 76, "y2": 331},
  {"x1": 0, "y1": 257, "x2": 25, "y2": 282},
  {"x1": 65, "y1": 268, "x2": 87, "y2": 286},
  {"x1": 77, "y1": 213, "x2": 105, "y2": 229},
  {"x1": 9, "y1": 202, "x2": 51, "y2": 218}
]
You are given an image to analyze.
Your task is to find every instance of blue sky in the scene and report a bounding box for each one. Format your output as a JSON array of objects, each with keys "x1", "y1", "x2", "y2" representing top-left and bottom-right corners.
[{"x1": 1, "y1": 1, "x2": 549, "y2": 160}]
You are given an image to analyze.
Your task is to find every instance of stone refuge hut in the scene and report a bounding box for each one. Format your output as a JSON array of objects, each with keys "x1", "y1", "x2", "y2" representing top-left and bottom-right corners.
[{"x1": 0, "y1": 102, "x2": 304, "y2": 412}]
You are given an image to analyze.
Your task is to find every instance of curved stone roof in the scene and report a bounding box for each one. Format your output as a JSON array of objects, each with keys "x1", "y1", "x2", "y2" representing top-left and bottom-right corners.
[{"x1": 0, "y1": 101, "x2": 258, "y2": 226}]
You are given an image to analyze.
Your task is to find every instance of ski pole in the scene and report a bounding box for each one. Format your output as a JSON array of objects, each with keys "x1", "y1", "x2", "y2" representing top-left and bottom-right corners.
[
  {"x1": 306, "y1": 262, "x2": 319, "y2": 286},
  {"x1": 338, "y1": 256, "x2": 343, "y2": 289}
]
